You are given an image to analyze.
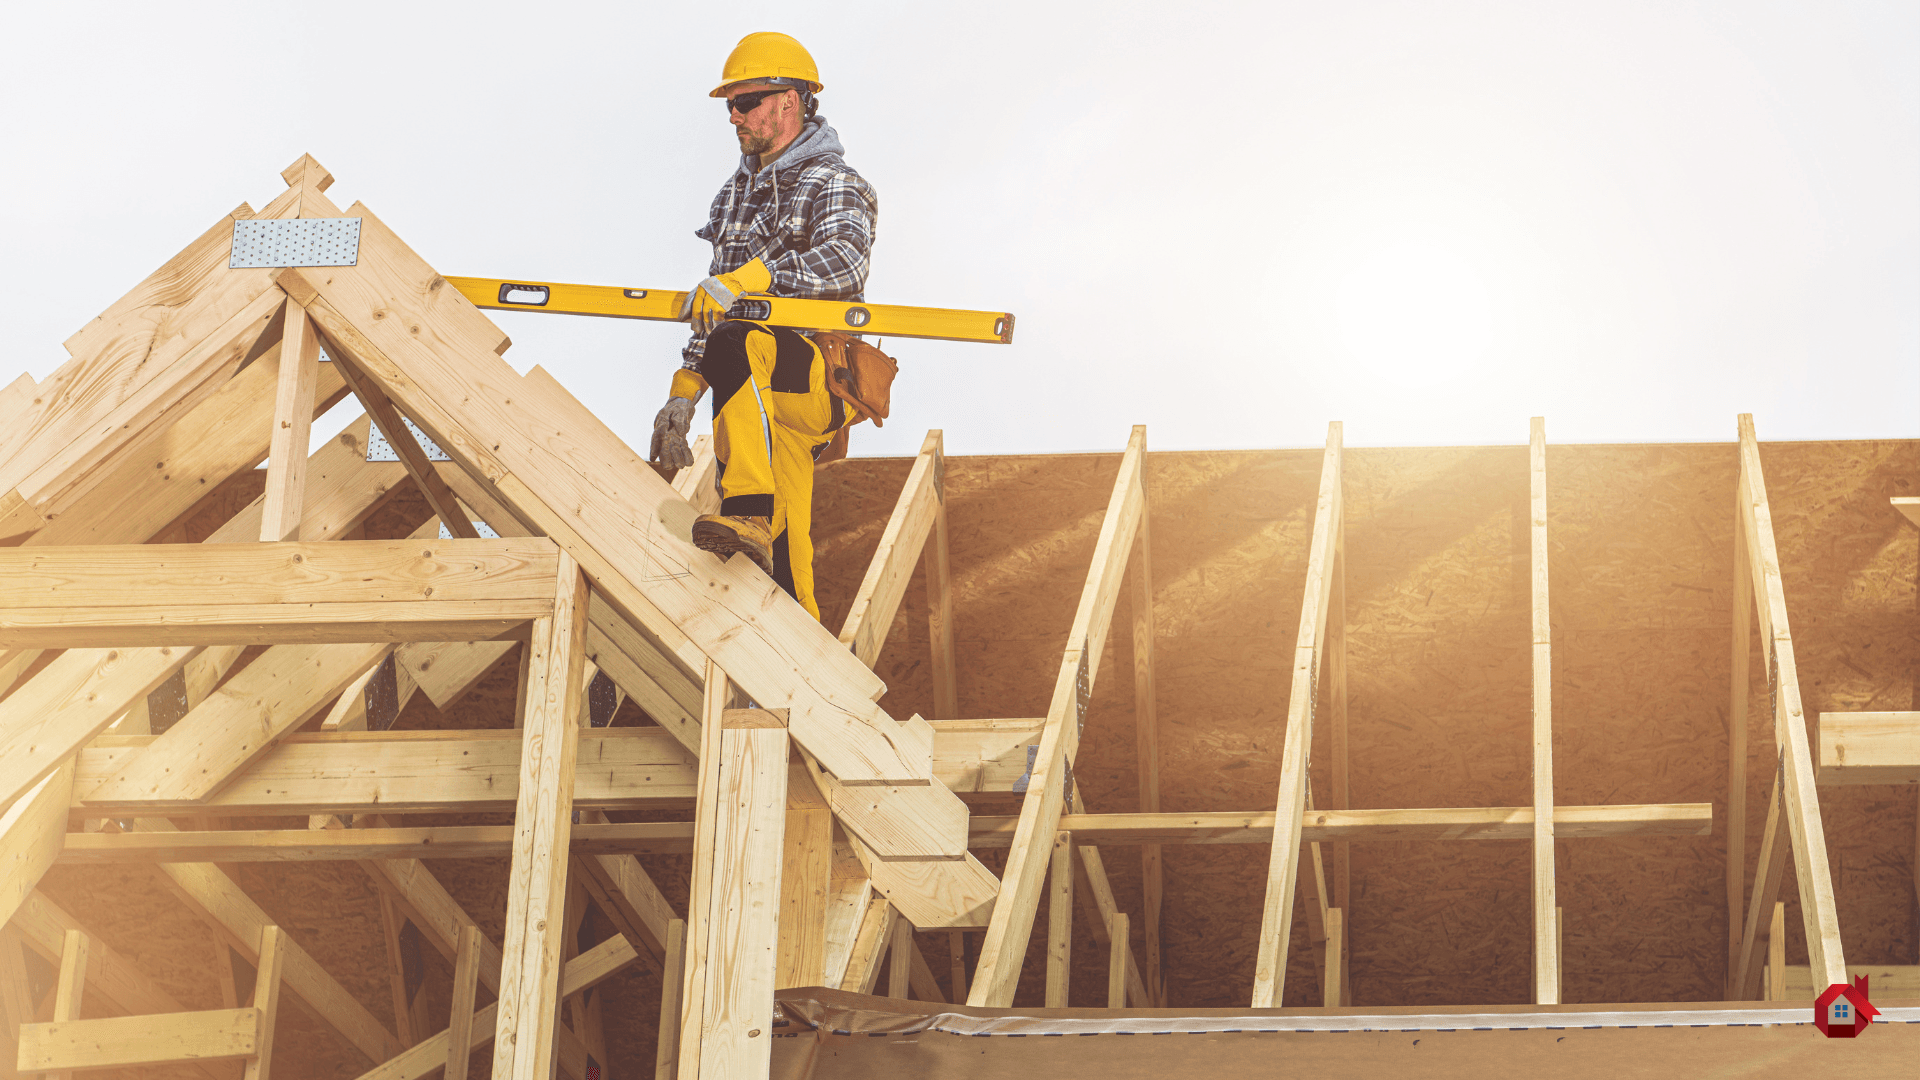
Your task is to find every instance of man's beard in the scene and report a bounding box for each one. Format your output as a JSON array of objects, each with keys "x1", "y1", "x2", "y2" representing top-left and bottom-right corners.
[{"x1": 737, "y1": 130, "x2": 776, "y2": 157}]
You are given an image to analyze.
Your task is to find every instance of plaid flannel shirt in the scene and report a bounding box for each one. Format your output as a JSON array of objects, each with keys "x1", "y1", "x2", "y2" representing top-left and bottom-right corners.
[{"x1": 681, "y1": 117, "x2": 879, "y2": 371}]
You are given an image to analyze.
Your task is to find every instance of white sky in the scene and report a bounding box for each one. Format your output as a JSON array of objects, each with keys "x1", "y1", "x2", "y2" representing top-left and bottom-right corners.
[{"x1": 4, "y1": 1, "x2": 1914, "y2": 457}]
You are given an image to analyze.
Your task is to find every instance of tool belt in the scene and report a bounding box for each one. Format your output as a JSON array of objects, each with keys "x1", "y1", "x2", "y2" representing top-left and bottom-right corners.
[{"x1": 812, "y1": 331, "x2": 899, "y2": 468}]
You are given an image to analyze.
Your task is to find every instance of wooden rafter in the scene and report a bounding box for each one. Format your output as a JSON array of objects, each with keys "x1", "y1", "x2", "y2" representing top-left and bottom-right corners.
[
  {"x1": 1529, "y1": 417, "x2": 1559, "y2": 1004},
  {"x1": 969, "y1": 426, "x2": 1149, "y2": 1007},
  {"x1": 1251, "y1": 422, "x2": 1343, "y2": 1008},
  {"x1": 1727, "y1": 414, "x2": 1847, "y2": 995}
]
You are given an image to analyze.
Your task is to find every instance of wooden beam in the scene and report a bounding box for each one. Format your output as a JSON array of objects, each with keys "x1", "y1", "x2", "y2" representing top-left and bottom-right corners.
[
  {"x1": 679, "y1": 666, "x2": 790, "y2": 1080},
  {"x1": 60, "y1": 802, "x2": 1715, "y2": 862},
  {"x1": 1322, "y1": 908, "x2": 1344, "y2": 1009},
  {"x1": 969, "y1": 426, "x2": 1147, "y2": 1007},
  {"x1": 1128, "y1": 482, "x2": 1162, "y2": 1006},
  {"x1": 947, "y1": 932, "x2": 968, "y2": 1004},
  {"x1": 653, "y1": 920, "x2": 686, "y2": 1080},
  {"x1": 82, "y1": 641, "x2": 393, "y2": 805},
  {"x1": 73, "y1": 729, "x2": 697, "y2": 816},
  {"x1": 1326, "y1": 513, "x2": 1350, "y2": 1008},
  {"x1": 0, "y1": 644, "x2": 202, "y2": 811},
  {"x1": 1727, "y1": 465, "x2": 1752, "y2": 998},
  {"x1": 1251, "y1": 422, "x2": 1342, "y2": 1008},
  {"x1": 17, "y1": 1009, "x2": 264, "y2": 1073},
  {"x1": 838, "y1": 429, "x2": 945, "y2": 667},
  {"x1": 0, "y1": 275, "x2": 286, "y2": 543},
  {"x1": 819, "y1": 829, "x2": 874, "y2": 989},
  {"x1": 967, "y1": 805, "x2": 1712, "y2": 846},
  {"x1": 24, "y1": 342, "x2": 352, "y2": 550},
  {"x1": 258, "y1": 300, "x2": 321, "y2": 542},
  {"x1": 50, "y1": 929, "x2": 88, "y2": 1080},
  {"x1": 1046, "y1": 831, "x2": 1073, "y2": 1007},
  {"x1": 1735, "y1": 414, "x2": 1846, "y2": 989},
  {"x1": 0, "y1": 538, "x2": 558, "y2": 647},
  {"x1": 444, "y1": 925, "x2": 481, "y2": 1080},
  {"x1": 839, "y1": 901, "x2": 896, "y2": 995},
  {"x1": 1815, "y1": 711, "x2": 1920, "y2": 784},
  {"x1": 491, "y1": 553, "x2": 590, "y2": 1080},
  {"x1": 1765, "y1": 902, "x2": 1786, "y2": 1002},
  {"x1": 1529, "y1": 417, "x2": 1558, "y2": 1005},
  {"x1": 922, "y1": 432, "x2": 959, "y2": 721},
  {"x1": 0, "y1": 765, "x2": 73, "y2": 927},
  {"x1": 1106, "y1": 912, "x2": 1129, "y2": 1008},
  {"x1": 777, "y1": 759, "x2": 834, "y2": 988},
  {"x1": 886, "y1": 918, "x2": 913, "y2": 1000},
  {"x1": 242, "y1": 927, "x2": 287, "y2": 1080}
]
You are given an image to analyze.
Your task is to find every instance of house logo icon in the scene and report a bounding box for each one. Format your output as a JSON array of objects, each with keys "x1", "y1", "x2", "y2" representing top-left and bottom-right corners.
[{"x1": 1813, "y1": 976, "x2": 1879, "y2": 1038}]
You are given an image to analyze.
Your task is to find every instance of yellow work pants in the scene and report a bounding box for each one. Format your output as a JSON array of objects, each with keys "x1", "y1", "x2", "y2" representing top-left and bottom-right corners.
[{"x1": 701, "y1": 320, "x2": 845, "y2": 620}]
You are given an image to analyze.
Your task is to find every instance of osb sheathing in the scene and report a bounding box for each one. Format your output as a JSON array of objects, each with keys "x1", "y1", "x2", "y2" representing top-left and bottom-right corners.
[{"x1": 28, "y1": 437, "x2": 1919, "y2": 1080}]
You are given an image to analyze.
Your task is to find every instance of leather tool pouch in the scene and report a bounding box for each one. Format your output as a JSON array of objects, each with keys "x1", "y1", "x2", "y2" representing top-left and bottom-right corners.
[{"x1": 811, "y1": 332, "x2": 900, "y2": 469}]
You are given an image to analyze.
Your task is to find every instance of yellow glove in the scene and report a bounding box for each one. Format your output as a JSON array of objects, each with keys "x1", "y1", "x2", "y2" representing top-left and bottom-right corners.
[{"x1": 683, "y1": 257, "x2": 772, "y2": 335}]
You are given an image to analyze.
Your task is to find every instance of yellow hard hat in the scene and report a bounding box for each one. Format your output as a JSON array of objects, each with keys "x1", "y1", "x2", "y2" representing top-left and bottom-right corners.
[{"x1": 710, "y1": 32, "x2": 822, "y2": 97}]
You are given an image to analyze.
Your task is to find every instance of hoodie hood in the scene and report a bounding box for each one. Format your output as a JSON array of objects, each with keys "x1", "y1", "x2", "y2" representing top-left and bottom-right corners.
[{"x1": 734, "y1": 115, "x2": 846, "y2": 183}]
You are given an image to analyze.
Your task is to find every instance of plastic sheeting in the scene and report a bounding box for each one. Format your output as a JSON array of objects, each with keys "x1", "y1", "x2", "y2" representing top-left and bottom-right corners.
[{"x1": 768, "y1": 988, "x2": 1920, "y2": 1079}]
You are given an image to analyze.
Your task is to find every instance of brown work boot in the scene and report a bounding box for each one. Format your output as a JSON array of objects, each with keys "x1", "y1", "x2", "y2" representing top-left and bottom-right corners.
[{"x1": 691, "y1": 514, "x2": 775, "y2": 576}]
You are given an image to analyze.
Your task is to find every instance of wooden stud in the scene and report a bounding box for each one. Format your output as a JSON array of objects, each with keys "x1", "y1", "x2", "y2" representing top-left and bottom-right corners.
[
  {"x1": 838, "y1": 430, "x2": 946, "y2": 669},
  {"x1": 653, "y1": 920, "x2": 686, "y2": 1080},
  {"x1": 819, "y1": 828, "x2": 874, "y2": 989},
  {"x1": 777, "y1": 758, "x2": 833, "y2": 988},
  {"x1": 905, "y1": 935, "x2": 947, "y2": 1004},
  {"x1": 922, "y1": 432, "x2": 959, "y2": 721},
  {"x1": 1106, "y1": 913, "x2": 1128, "y2": 1008},
  {"x1": 241, "y1": 926, "x2": 286, "y2": 1080},
  {"x1": 1766, "y1": 901, "x2": 1786, "y2": 1003},
  {"x1": 491, "y1": 552, "x2": 590, "y2": 1080},
  {"x1": 1129, "y1": 495, "x2": 1163, "y2": 1007},
  {"x1": 321, "y1": 335, "x2": 479, "y2": 540},
  {"x1": 1529, "y1": 417, "x2": 1558, "y2": 1005},
  {"x1": 258, "y1": 300, "x2": 321, "y2": 542},
  {"x1": 1735, "y1": 415, "x2": 1846, "y2": 989},
  {"x1": 444, "y1": 925, "x2": 483, "y2": 1080},
  {"x1": 1072, "y1": 841, "x2": 1152, "y2": 1009},
  {"x1": 887, "y1": 919, "x2": 913, "y2": 1000},
  {"x1": 1727, "y1": 467, "x2": 1752, "y2": 998},
  {"x1": 1322, "y1": 908, "x2": 1343, "y2": 1009},
  {"x1": 678, "y1": 669, "x2": 790, "y2": 1080},
  {"x1": 51, "y1": 929, "x2": 90, "y2": 1080},
  {"x1": 947, "y1": 932, "x2": 968, "y2": 1004},
  {"x1": 0, "y1": 764, "x2": 74, "y2": 928},
  {"x1": 841, "y1": 901, "x2": 897, "y2": 995},
  {"x1": 970, "y1": 427, "x2": 1147, "y2": 1007},
  {"x1": 1046, "y1": 831, "x2": 1073, "y2": 1008},
  {"x1": 1250, "y1": 423, "x2": 1342, "y2": 1009},
  {"x1": 17, "y1": 1010, "x2": 264, "y2": 1073}
]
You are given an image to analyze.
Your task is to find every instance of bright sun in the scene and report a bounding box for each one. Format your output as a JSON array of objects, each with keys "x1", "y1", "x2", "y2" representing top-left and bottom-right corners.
[{"x1": 1335, "y1": 245, "x2": 1495, "y2": 386}]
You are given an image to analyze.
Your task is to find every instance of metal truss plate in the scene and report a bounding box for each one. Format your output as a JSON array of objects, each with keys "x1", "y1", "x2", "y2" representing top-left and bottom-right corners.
[
  {"x1": 438, "y1": 519, "x2": 501, "y2": 540},
  {"x1": 229, "y1": 217, "x2": 362, "y2": 268},
  {"x1": 367, "y1": 417, "x2": 451, "y2": 462}
]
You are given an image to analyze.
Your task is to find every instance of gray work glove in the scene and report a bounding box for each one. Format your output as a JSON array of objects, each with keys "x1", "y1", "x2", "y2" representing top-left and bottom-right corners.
[{"x1": 650, "y1": 396, "x2": 697, "y2": 474}]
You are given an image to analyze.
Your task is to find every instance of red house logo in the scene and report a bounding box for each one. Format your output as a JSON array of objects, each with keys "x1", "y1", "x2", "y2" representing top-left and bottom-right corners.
[{"x1": 1814, "y1": 976, "x2": 1879, "y2": 1038}]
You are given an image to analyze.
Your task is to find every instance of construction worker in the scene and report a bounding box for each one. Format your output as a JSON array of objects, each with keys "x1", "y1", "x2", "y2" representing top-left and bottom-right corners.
[{"x1": 649, "y1": 31, "x2": 879, "y2": 622}]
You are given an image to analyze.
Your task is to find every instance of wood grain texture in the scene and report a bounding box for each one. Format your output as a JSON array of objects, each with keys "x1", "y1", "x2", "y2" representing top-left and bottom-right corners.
[
  {"x1": 1251, "y1": 423, "x2": 1342, "y2": 1008},
  {"x1": 491, "y1": 554, "x2": 589, "y2": 1080},
  {"x1": 18, "y1": 1009, "x2": 262, "y2": 1071},
  {"x1": 258, "y1": 302, "x2": 321, "y2": 542},
  {"x1": 1528, "y1": 417, "x2": 1558, "y2": 1004},
  {"x1": 0, "y1": 765, "x2": 74, "y2": 928}
]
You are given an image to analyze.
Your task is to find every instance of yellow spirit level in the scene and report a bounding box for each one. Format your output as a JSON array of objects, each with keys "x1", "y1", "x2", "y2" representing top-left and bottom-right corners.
[{"x1": 447, "y1": 276, "x2": 1015, "y2": 344}]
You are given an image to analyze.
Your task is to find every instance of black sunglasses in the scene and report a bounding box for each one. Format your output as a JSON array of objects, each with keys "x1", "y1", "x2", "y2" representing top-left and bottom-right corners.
[{"x1": 725, "y1": 87, "x2": 789, "y2": 115}]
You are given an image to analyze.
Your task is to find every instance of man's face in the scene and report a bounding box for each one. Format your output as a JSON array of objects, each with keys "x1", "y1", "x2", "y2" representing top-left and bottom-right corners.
[{"x1": 726, "y1": 81, "x2": 797, "y2": 157}]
